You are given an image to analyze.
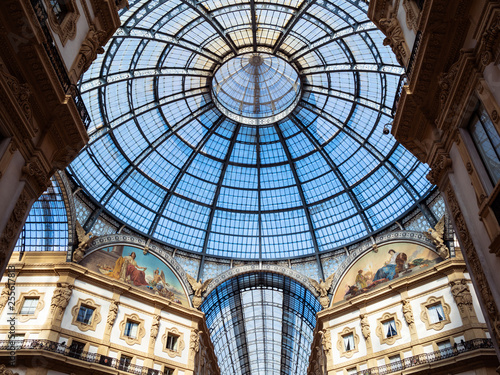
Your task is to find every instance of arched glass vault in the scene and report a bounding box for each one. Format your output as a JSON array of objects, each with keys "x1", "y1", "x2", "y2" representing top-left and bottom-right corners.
[
  {"x1": 68, "y1": 0, "x2": 433, "y2": 269},
  {"x1": 201, "y1": 272, "x2": 322, "y2": 375}
]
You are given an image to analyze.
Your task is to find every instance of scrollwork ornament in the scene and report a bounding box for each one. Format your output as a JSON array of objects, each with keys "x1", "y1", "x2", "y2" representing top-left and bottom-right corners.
[{"x1": 445, "y1": 185, "x2": 500, "y2": 344}]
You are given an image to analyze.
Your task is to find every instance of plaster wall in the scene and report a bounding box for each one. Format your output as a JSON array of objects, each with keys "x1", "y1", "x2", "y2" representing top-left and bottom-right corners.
[
  {"x1": 0, "y1": 151, "x2": 26, "y2": 235},
  {"x1": 365, "y1": 294, "x2": 401, "y2": 313},
  {"x1": 50, "y1": 0, "x2": 95, "y2": 72},
  {"x1": 411, "y1": 286, "x2": 463, "y2": 335},
  {"x1": 407, "y1": 276, "x2": 448, "y2": 297},
  {"x1": 449, "y1": 144, "x2": 500, "y2": 313},
  {"x1": 73, "y1": 279, "x2": 114, "y2": 299},
  {"x1": 397, "y1": 0, "x2": 416, "y2": 51},
  {"x1": 5, "y1": 285, "x2": 54, "y2": 327}
]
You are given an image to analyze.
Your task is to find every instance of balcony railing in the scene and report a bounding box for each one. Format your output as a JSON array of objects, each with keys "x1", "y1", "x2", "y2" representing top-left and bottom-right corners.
[
  {"x1": 0, "y1": 339, "x2": 164, "y2": 375},
  {"x1": 353, "y1": 338, "x2": 494, "y2": 375},
  {"x1": 391, "y1": 30, "x2": 422, "y2": 117},
  {"x1": 30, "y1": 0, "x2": 91, "y2": 129}
]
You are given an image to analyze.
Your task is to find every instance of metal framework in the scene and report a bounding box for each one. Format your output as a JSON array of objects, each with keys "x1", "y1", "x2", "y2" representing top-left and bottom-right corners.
[
  {"x1": 70, "y1": 0, "x2": 434, "y2": 271},
  {"x1": 201, "y1": 272, "x2": 322, "y2": 375}
]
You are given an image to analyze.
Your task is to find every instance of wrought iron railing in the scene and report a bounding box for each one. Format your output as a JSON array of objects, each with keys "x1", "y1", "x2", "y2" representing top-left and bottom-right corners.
[
  {"x1": 391, "y1": 30, "x2": 423, "y2": 117},
  {"x1": 30, "y1": 0, "x2": 91, "y2": 130},
  {"x1": 0, "y1": 339, "x2": 164, "y2": 375},
  {"x1": 353, "y1": 338, "x2": 494, "y2": 375}
]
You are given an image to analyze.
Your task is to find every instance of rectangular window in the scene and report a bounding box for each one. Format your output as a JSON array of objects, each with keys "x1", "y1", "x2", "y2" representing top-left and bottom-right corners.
[
  {"x1": 164, "y1": 367, "x2": 175, "y2": 375},
  {"x1": 427, "y1": 304, "x2": 445, "y2": 324},
  {"x1": 20, "y1": 297, "x2": 39, "y2": 315},
  {"x1": 343, "y1": 333, "x2": 355, "y2": 351},
  {"x1": 147, "y1": 369, "x2": 159, "y2": 375},
  {"x1": 166, "y1": 334, "x2": 179, "y2": 351},
  {"x1": 76, "y1": 305, "x2": 94, "y2": 325},
  {"x1": 118, "y1": 355, "x2": 132, "y2": 371},
  {"x1": 68, "y1": 340, "x2": 85, "y2": 359},
  {"x1": 347, "y1": 367, "x2": 358, "y2": 375},
  {"x1": 124, "y1": 320, "x2": 139, "y2": 338},
  {"x1": 383, "y1": 319, "x2": 398, "y2": 338},
  {"x1": 469, "y1": 103, "x2": 500, "y2": 184}
]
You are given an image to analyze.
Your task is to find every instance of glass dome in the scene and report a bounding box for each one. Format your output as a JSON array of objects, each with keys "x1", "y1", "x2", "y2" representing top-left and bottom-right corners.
[
  {"x1": 69, "y1": 0, "x2": 432, "y2": 260},
  {"x1": 212, "y1": 53, "x2": 301, "y2": 124}
]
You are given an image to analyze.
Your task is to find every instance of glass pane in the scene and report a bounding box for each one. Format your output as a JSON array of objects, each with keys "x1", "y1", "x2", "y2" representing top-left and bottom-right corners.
[
  {"x1": 20, "y1": 298, "x2": 38, "y2": 315},
  {"x1": 470, "y1": 105, "x2": 500, "y2": 183}
]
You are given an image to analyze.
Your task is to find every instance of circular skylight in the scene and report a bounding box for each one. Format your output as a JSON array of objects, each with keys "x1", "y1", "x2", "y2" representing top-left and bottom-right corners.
[
  {"x1": 70, "y1": 0, "x2": 433, "y2": 261},
  {"x1": 212, "y1": 53, "x2": 301, "y2": 125}
]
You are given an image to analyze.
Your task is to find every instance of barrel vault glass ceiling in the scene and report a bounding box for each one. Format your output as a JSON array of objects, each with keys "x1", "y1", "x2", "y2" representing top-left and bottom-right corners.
[{"x1": 69, "y1": 0, "x2": 432, "y2": 261}]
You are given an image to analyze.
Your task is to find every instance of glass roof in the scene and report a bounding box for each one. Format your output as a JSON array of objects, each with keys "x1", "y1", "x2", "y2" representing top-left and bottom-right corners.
[
  {"x1": 212, "y1": 53, "x2": 301, "y2": 124},
  {"x1": 69, "y1": 0, "x2": 432, "y2": 261},
  {"x1": 15, "y1": 177, "x2": 69, "y2": 252},
  {"x1": 201, "y1": 272, "x2": 321, "y2": 375}
]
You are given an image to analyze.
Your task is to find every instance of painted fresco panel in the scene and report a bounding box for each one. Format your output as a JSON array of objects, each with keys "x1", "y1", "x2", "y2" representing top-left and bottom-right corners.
[
  {"x1": 333, "y1": 243, "x2": 442, "y2": 303},
  {"x1": 81, "y1": 245, "x2": 189, "y2": 306}
]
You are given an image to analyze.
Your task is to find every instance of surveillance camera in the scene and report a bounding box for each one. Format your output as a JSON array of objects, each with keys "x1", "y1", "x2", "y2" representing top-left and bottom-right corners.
[{"x1": 383, "y1": 126, "x2": 390, "y2": 135}]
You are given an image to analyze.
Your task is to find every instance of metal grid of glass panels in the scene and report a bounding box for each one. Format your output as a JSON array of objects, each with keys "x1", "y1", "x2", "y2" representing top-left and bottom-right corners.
[
  {"x1": 15, "y1": 177, "x2": 69, "y2": 252},
  {"x1": 69, "y1": 0, "x2": 433, "y2": 260},
  {"x1": 212, "y1": 53, "x2": 301, "y2": 123},
  {"x1": 201, "y1": 272, "x2": 322, "y2": 375}
]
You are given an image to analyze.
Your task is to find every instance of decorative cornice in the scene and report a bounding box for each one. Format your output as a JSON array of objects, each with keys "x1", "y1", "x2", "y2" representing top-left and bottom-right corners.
[
  {"x1": 426, "y1": 153, "x2": 452, "y2": 186},
  {"x1": 444, "y1": 185, "x2": 500, "y2": 347},
  {"x1": 203, "y1": 263, "x2": 319, "y2": 297},
  {"x1": 477, "y1": 10, "x2": 500, "y2": 67}
]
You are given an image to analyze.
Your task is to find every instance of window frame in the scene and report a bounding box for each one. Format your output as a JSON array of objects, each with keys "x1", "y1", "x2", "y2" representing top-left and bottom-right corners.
[
  {"x1": 42, "y1": 0, "x2": 79, "y2": 45},
  {"x1": 336, "y1": 327, "x2": 360, "y2": 358},
  {"x1": 15, "y1": 290, "x2": 45, "y2": 323},
  {"x1": 71, "y1": 298, "x2": 102, "y2": 332},
  {"x1": 376, "y1": 312, "x2": 402, "y2": 345},
  {"x1": 467, "y1": 102, "x2": 500, "y2": 186},
  {"x1": 420, "y1": 296, "x2": 451, "y2": 331},
  {"x1": 119, "y1": 313, "x2": 146, "y2": 346},
  {"x1": 162, "y1": 327, "x2": 185, "y2": 358}
]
